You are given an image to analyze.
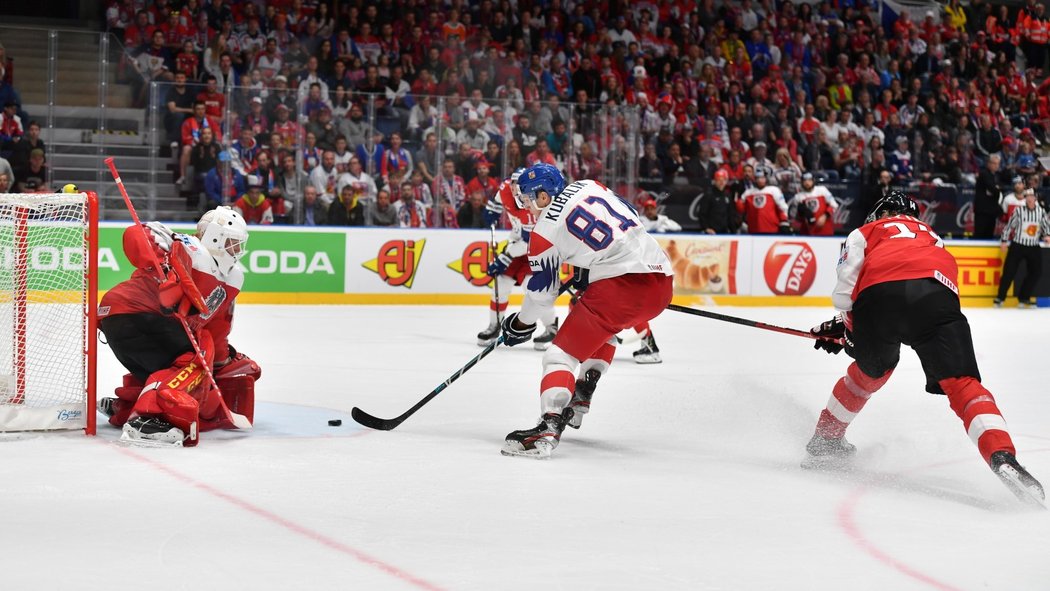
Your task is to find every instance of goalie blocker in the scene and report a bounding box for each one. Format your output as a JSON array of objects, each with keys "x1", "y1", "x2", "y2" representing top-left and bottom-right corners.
[{"x1": 98, "y1": 207, "x2": 259, "y2": 446}]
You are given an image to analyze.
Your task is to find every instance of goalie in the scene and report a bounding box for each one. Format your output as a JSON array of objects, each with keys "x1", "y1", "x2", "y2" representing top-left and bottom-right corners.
[{"x1": 97, "y1": 206, "x2": 261, "y2": 447}]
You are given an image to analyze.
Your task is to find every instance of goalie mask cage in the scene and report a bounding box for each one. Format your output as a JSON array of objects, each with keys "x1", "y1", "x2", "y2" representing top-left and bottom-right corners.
[{"x1": 0, "y1": 192, "x2": 98, "y2": 435}]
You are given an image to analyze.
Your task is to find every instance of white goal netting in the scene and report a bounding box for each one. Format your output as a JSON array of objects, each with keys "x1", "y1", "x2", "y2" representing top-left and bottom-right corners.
[{"x1": 0, "y1": 193, "x2": 96, "y2": 433}]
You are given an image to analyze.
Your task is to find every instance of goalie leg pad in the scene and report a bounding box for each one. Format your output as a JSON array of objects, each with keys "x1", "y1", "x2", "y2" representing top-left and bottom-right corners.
[
  {"x1": 214, "y1": 355, "x2": 262, "y2": 382},
  {"x1": 941, "y1": 376, "x2": 1015, "y2": 464}
]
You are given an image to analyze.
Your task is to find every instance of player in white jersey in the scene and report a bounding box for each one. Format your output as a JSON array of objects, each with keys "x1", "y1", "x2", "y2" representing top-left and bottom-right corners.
[
  {"x1": 498, "y1": 163, "x2": 674, "y2": 458},
  {"x1": 477, "y1": 169, "x2": 559, "y2": 349}
]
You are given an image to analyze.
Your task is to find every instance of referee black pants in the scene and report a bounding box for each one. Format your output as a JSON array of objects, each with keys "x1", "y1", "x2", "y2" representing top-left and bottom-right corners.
[{"x1": 997, "y1": 243, "x2": 1044, "y2": 303}]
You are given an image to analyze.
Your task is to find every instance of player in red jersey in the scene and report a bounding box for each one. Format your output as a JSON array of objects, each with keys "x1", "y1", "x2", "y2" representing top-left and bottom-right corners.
[
  {"x1": 807, "y1": 191, "x2": 1044, "y2": 505},
  {"x1": 736, "y1": 169, "x2": 790, "y2": 234},
  {"x1": 789, "y1": 172, "x2": 839, "y2": 236},
  {"x1": 478, "y1": 168, "x2": 559, "y2": 349},
  {"x1": 97, "y1": 207, "x2": 261, "y2": 447}
]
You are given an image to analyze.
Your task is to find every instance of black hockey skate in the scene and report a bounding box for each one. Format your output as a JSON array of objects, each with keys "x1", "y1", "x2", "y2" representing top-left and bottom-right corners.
[
  {"x1": 98, "y1": 397, "x2": 117, "y2": 418},
  {"x1": 633, "y1": 333, "x2": 662, "y2": 364},
  {"x1": 566, "y1": 369, "x2": 601, "y2": 429},
  {"x1": 119, "y1": 416, "x2": 186, "y2": 448},
  {"x1": 990, "y1": 451, "x2": 1046, "y2": 508},
  {"x1": 501, "y1": 410, "x2": 572, "y2": 459},
  {"x1": 801, "y1": 433, "x2": 857, "y2": 470},
  {"x1": 532, "y1": 318, "x2": 559, "y2": 351},
  {"x1": 477, "y1": 322, "x2": 500, "y2": 347}
]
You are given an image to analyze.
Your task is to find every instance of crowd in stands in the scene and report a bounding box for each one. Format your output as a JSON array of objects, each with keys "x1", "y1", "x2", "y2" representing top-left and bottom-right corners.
[
  {"x1": 97, "y1": 0, "x2": 1050, "y2": 234},
  {"x1": 0, "y1": 41, "x2": 51, "y2": 194}
]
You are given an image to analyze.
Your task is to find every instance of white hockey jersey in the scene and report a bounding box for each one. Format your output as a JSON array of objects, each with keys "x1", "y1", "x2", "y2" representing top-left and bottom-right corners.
[{"x1": 519, "y1": 180, "x2": 672, "y2": 325}]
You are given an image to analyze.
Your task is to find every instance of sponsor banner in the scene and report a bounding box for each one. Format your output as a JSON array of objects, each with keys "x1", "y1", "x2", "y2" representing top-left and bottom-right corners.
[
  {"x1": 946, "y1": 243, "x2": 1003, "y2": 298},
  {"x1": 654, "y1": 237, "x2": 739, "y2": 295},
  {"x1": 748, "y1": 236, "x2": 842, "y2": 297},
  {"x1": 96, "y1": 224, "x2": 347, "y2": 293}
]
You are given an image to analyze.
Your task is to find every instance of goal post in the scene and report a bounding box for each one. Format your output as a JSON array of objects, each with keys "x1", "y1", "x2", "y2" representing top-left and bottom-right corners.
[{"x1": 0, "y1": 192, "x2": 98, "y2": 435}]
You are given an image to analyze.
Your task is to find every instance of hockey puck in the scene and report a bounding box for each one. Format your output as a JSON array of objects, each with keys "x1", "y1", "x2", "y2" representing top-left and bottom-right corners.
[{"x1": 328, "y1": 419, "x2": 342, "y2": 427}]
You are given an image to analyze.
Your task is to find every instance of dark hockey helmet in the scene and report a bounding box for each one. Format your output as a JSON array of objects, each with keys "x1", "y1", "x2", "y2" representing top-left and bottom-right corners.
[{"x1": 866, "y1": 190, "x2": 919, "y2": 223}]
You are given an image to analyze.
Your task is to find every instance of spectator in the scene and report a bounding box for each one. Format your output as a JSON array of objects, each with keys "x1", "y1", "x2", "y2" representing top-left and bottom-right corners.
[
  {"x1": 457, "y1": 112, "x2": 491, "y2": 152},
  {"x1": 434, "y1": 159, "x2": 466, "y2": 213},
  {"x1": 233, "y1": 175, "x2": 273, "y2": 225},
  {"x1": 177, "y1": 101, "x2": 218, "y2": 186},
  {"x1": 327, "y1": 177, "x2": 366, "y2": 226},
  {"x1": 0, "y1": 100, "x2": 23, "y2": 144},
  {"x1": 15, "y1": 148, "x2": 47, "y2": 193},
  {"x1": 368, "y1": 189, "x2": 398, "y2": 227},
  {"x1": 8, "y1": 120, "x2": 44, "y2": 173},
  {"x1": 973, "y1": 154, "x2": 1003, "y2": 239},
  {"x1": 300, "y1": 184, "x2": 325, "y2": 226},
  {"x1": 465, "y1": 158, "x2": 498, "y2": 200},
  {"x1": 995, "y1": 189, "x2": 1050, "y2": 307},
  {"x1": 340, "y1": 156, "x2": 378, "y2": 206},
  {"x1": 638, "y1": 195, "x2": 682, "y2": 232},
  {"x1": 396, "y1": 180, "x2": 428, "y2": 227},
  {"x1": 457, "y1": 189, "x2": 487, "y2": 228},
  {"x1": 187, "y1": 125, "x2": 220, "y2": 204},
  {"x1": 697, "y1": 169, "x2": 737, "y2": 234},
  {"x1": 276, "y1": 153, "x2": 309, "y2": 214},
  {"x1": 309, "y1": 149, "x2": 341, "y2": 208}
]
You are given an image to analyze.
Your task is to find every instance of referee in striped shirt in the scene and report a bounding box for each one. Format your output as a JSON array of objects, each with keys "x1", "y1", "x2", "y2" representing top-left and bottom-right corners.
[{"x1": 995, "y1": 189, "x2": 1050, "y2": 308}]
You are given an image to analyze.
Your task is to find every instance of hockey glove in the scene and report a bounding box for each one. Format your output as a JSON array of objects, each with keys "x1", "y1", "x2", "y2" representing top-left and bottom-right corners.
[
  {"x1": 811, "y1": 314, "x2": 846, "y2": 355},
  {"x1": 777, "y1": 221, "x2": 793, "y2": 235},
  {"x1": 501, "y1": 312, "x2": 536, "y2": 347},
  {"x1": 487, "y1": 252, "x2": 513, "y2": 277},
  {"x1": 145, "y1": 221, "x2": 175, "y2": 252},
  {"x1": 158, "y1": 270, "x2": 192, "y2": 316},
  {"x1": 570, "y1": 265, "x2": 590, "y2": 293},
  {"x1": 483, "y1": 200, "x2": 504, "y2": 227}
]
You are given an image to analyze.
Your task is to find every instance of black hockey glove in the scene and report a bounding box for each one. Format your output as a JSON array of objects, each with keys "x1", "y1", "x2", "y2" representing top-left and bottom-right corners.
[
  {"x1": 777, "y1": 221, "x2": 793, "y2": 235},
  {"x1": 501, "y1": 312, "x2": 537, "y2": 347},
  {"x1": 570, "y1": 266, "x2": 590, "y2": 293},
  {"x1": 811, "y1": 314, "x2": 846, "y2": 355}
]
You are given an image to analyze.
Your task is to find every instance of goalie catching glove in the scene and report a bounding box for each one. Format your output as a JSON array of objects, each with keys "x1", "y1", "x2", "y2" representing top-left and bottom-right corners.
[
  {"x1": 501, "y1": 312, "x2": 536, "y2": 347},
  {"x1": 810, "y1": 313, "x2": 852, "y2": 355}
]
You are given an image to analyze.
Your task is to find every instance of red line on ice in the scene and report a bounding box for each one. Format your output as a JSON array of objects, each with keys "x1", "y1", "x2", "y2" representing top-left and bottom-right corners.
[
  {"x1": 112, "y1": 445, "x2": 447, "y2": 591},
  {"x1": 835, "y1": 444, "x2": 1050, "y2": 590}
]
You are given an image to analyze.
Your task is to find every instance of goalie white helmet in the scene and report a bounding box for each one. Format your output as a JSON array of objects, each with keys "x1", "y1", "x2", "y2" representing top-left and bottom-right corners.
[{"x1": 196, "y1": 206, "x2": 248, "y2": 274}]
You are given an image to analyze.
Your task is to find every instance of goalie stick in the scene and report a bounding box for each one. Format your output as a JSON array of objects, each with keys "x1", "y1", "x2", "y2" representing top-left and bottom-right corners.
[
  {"x1": 666, "y1": 303, "x2": 842, "y2": 344},
  {"x1": 104, "y1": 157, "x2": 251, "y2": 431}
]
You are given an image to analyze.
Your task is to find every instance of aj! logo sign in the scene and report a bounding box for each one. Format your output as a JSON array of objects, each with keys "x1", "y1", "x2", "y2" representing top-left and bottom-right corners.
[
  {"x1": 448, "y1": 240, "x2": 497, "y2": 287},
  {"x1": 363, "y1": 239, "x2": 425, "y2": 288}
]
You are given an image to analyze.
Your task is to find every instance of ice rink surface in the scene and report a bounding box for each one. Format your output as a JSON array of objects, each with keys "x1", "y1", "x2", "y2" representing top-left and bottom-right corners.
[{"x1": 3, "y1": 304, "x2": 1049, "y2": 591}]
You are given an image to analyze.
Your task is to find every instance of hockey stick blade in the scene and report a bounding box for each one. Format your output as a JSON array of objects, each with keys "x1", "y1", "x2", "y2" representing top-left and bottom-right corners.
[{"x1": 351, "y1": 336, "x2": 505, "y2": 431}]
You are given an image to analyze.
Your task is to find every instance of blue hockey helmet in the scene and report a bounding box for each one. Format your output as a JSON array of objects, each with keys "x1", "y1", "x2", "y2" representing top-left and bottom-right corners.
[{"x1": 517, "y1": 163, "x2": 566, "y2": 207}]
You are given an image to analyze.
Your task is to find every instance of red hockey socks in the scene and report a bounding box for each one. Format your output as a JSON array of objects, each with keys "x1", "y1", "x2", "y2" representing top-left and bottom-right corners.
[
  {"x1": 814, "y1": 362, "x2": 892, "y2": 439},
  {"x1": 940, "y1": 376, "x2": 1015, "y2": 464}
]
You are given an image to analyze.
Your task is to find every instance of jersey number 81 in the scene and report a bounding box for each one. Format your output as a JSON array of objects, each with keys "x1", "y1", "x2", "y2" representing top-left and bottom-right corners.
[{"x1": 566, "y1": 196, "x2": 637, "y2": 251}]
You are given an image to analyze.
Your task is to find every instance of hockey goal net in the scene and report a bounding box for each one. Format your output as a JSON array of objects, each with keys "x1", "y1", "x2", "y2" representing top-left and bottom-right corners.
[{"x1": 0, "y1": 192, "x2": 98, "y2": 435}]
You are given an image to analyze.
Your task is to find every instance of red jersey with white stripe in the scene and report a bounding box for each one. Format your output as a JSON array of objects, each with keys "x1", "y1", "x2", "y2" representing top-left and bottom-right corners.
[
  {"x1": 791, "y1": 185, "x2": 838, "y2": 236},
  {"x1": 737, "y1": 185, "x2": 788, "y2": 234},
  {"x1": 519, "y1": 180, "x2": 672, "y2": 325},
  {"x1": 833, "y1": 214, "x2": 957, "y2": 312},
  {"x1": 99, "y1": 225, "x2": 243, "y2": 360}
]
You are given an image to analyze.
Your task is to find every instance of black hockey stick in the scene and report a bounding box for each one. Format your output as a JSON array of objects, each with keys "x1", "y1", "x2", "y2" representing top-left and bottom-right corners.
[
  {"x1": 351, "y1": 335, "x2": 505, "y2": 430},
  {"x1": 667, "y1": 303, "x2": 839, "y2": 343}
]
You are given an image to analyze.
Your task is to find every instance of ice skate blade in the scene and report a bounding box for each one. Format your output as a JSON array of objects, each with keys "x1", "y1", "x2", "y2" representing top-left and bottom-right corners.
[
  {"x1": 997, "y1": 465, "x2": 1047, "y2": 510},
  {"x1": 800, "y1": 453, "x2": 855, "y2": 471},
  {"x1": 566, "y1": 409, "x2": 586, "y2": 429},
  {"x1": 633, "y1": 353, "x2": 662, "y2": 364},
  {"x1": 500, "y1": 440, "x2": 553, "y2": 459},
  {"x1": 533, "y1": 341, "x2": 552, "y2": 351},
  {"x1": 477, "y1": 337, "x2": 498, "y2": 347}
]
